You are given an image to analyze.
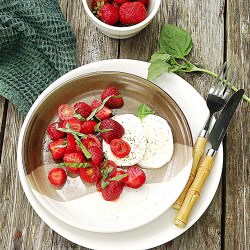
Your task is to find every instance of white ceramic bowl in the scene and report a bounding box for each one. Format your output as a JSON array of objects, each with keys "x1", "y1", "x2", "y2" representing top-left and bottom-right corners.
[{"x1": 82, "y1": 0, "x2": 161, "y2": 39}]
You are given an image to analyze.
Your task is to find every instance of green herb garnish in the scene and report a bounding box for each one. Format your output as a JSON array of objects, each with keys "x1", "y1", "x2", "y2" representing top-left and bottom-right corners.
[
  {"x1": 110, "y1": 174, "x2": 128, "y2": 182},
  {"x1": 60, "y1": 162, "x2": 90, "y2": 168},
  {"x1": 148, "y1": 24, "x2": 250, "y2": 103},
  {"x1": 56, "y1": 123, "x2": 87, "y2": 138},
  {"x1": 74, "y1": 112, "x2": 85, "y2": 122},
  {"x1": 94, "y1": 122, "x2": 113, "y2": 133},
  {"x1": 138, "y1": 104, "x2": 155, "y2": 120},
  {"x1": 73, "y1": 135, "x2": 91, "y2": 159}
]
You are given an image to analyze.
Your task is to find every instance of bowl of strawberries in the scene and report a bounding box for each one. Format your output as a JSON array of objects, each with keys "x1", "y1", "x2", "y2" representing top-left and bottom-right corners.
[{"x1": 82, "y1": 0, "x2": 161, "y2": 39}]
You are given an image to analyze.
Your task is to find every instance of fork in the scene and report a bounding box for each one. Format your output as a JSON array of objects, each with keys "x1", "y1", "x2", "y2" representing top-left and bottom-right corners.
[{"x1": 173, "y1": 62, "x2": 236, "y2": 209}]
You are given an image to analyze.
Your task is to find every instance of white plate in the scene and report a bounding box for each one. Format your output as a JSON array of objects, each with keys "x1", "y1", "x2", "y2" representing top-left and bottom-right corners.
[{"x1": 17, "y1": 59, "x2": 223, "y2": 250}]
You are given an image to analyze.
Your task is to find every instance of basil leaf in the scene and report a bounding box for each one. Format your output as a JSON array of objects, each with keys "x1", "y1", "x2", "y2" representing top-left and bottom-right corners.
[
  {"x1": 148, "y1": 61, "x2": 172, "y2": 80},
  {"x1": 138, "y1": 104, "x2": 155, "y2": 120},
  {"x1": 110, "y1": 174, "x2": 128, "y2": 182},
  {"x1": 101, "y1": 180, "x2": 109, "y2": 189},
  {"x1": 60, "y1": 162, "x2": 90, "y2": 168},
  {"x1": 73, "y1": 135, "x2": 91, "y2": 159},
  {"x1": 101, "y1": 166, "x2": 113, "y2": 180},
  {"x1": 160, "y1": 24, "x2": 192, "y2": 59},
  {"x1": 94, "y1": 122, "x2": 113, "y2": 133},
  {"x1": 56, "y1": 123, "x2": 87, "y2": 138},
  {"x1": 74, "y1": 112, "x2": 85, "y2": 122},
  {"x1": 150, "y1": 52, "x2": 171, "y2": 63}
]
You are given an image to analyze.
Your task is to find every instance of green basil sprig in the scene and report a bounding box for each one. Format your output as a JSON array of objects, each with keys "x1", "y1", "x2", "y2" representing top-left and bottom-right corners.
[
  {"x1": 138, "y1": 104, "x2": 155, "y2": 120},
  {"x1": 60, "y1": 162, "x2": 90, "y2": 168}
]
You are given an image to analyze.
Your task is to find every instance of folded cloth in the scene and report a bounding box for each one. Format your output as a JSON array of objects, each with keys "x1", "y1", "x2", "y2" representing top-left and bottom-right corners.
[{"x1": 0, "y1": 0, "x2": 77, "y2": 115}]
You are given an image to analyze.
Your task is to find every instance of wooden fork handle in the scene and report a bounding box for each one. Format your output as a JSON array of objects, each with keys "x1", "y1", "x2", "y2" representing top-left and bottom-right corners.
[
  {"x1": 173, "y1": 136, "x2": 207, "y2": 210},
  {"x1": 174, "y1": 154, "x2": 215, "y2": 227}
]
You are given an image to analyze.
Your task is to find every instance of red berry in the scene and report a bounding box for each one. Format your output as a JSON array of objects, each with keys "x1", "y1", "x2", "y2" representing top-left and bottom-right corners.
[
  {"x1": 74, "y1": 102, "x2": 92, "y2": 118},
  {"x1": 58, "y1": 104, "x2": 74, "y2": 121},
  {"x1": 100, "y1": 160, "x2": 117, "y2": 177},
  {"x1": 91, "y1": 100, "x2": 112, "y2": 120},
  {"x1": 116, "y1": 169, "x2": 129, "y2": 182},
  {"x1": 101, "y1": 180, "x2": 124, "y2": 201},
  {"x1": 81, "y1": 120, "x2": 97, "y2": 134},
  {"x1": 136, "y1": 0, "x2": 148, "y2": 7},
  {"x1": 82, "y1": 134, "x2": 102, "y2": 149},
  {"x1": 91, "y1": 0, "x2": 110, "y2": 11},
  {"x1": 101, "y1": 86, "x2": 124, "y2": 108},
  {"x1": 88, "y1": 146, "x2": 104, "y2": 166},
  {"x1": 48, "y1": 138, "x2": 67, "y2": 160},
  {"x1": 96, "y1": 178, "x2": 103, "y2": 192},
  {"x1": 48, "y1": 168, "x2": 67, "y2": 187},
  {"x1": 65, "y1": 134, "x2": 76, "y2": 154},
  {"x1": 112, "y1": 2, "x2": 121, "y2": 10},
  {"x1": 99, "y1": 4, "x2": 119, "y2": 26},
  {"x1": 63, "y1": 153, "x2": 85, "y2": 174},
  {"x1": 114, "y1": 0, "x2": 130, "y2": 4},
  {"x1": 47, "y1": 122, "x2": 65, "y2": 141},
  {"x1": 99, "y1": 119, "x2": 125, "y2": 143},
  {"x1": 62, "y1": 117, "x2": 82, "y2": 132},
  {"x1": 110, "y1": 139, "x2": 131, "y2": 158},
  {"x1": 125, "y1": 165, "x2": 146, "y2": 189},
  {"x1": 75, "y1": 145, "x2": 84, "y2": 154},
  {"x1": 79, "y1": 163, "x2": 101, "y2": 183},
  {"x1": 119, "y1": 2, "x2": 147, "y2": 25}
]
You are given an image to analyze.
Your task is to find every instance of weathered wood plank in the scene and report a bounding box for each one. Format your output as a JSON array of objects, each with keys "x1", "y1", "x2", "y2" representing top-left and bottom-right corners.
[
  {"x1": 120, "y1": 1, "x2": 225, "y2": 249},
  {"x1": 225, "y1": 1, "x2": 250, "y2": 249}
]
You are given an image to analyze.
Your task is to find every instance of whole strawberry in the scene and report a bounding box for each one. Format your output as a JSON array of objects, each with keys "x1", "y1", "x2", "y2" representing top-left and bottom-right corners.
[
  {"x1": 101, "y1": 86, "x2": 124, "y2": 108},
  {"x1": 136, "y1": 0, "x2": 148, "y2": 7},
  {"x1": 114, "y1": 0, "x2": 130, "y2": 4},
  {"x1": 91, "y1": 0, "x2": 110, "y2": 11},
  {"x1": 98, "y1": 4, "x2": 119, "y2": 26},
  {"x1": 119, "y1": 2, "x2": 147, "y2": 25},
  {"x1": 99, "y1": 119, "x2": 125, "y2": 143}
]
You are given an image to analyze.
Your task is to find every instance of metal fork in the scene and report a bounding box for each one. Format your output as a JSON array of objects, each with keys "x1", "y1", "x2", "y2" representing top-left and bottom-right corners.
[{"x1": 173, "y1": 63, "x2": 236, "y2": 209}]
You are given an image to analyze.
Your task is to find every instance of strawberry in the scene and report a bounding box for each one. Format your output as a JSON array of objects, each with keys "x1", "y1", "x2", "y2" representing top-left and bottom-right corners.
[
  {"x1": 100, "y1": 160, "x2": 117, "y2": 177},
  {"x1": 125, "y1": 165, "x2": 146, "y2": 188},
  {"x1": 82, "y1": 134, "x2": 102, "y2": 149},
  {"x1": 101, "y1": 180, "x2": 124, "y2": 201},
  {"x1": 136, "y1": 0, "x2": 148, "y2": 7},
  {"x1": 91, "y1": 0, "x2": 110, "y2": 11},
  {"x1": 63, "y1": 152, "x2": 85, "y2": 174},
  {"x1": 91, "y1": 100, "x2": 112, "y2": 120},
  {"x1": 47, "y1": 122, "x2": 65, "y2": 141},
  {"x1": 81, "y1": 120, "x2": 97, "y2": 134},
  {"x1": 114, "y1": 0, "x2": 130, "y2": 4},
  {"x1": 119, "y1": 2, "x2": 147, "y2": 25},
  {"x1": 65, "y1": 134, "x2": 76, "y2": 154},
  {"x1": 74, "y1": 102, "x2": 92, "y2": 118},
  {"x1": 115, "y1": 169, "x2": 129, "y2": 182},
  {"x1": 96, "y1": 178, "x2": 103, "y2": 192},
  {"x1": 79, "y1": 163, "x2": 101, "y2": 183},
  {"x1": 99, "y1": 119, "x2": 124, "y2": 143},
  {"x1": 112, "y1": 2, "x2": 121, "y2": 10},
  {"x1": 98, "y1": 4, "x2": 119, "y2": 26},
  {"x1": 88, "y1": 146, "x2": 104, "y2": 166},
  {"x1": 48, "y1": 168, "x2": 67, "y2": 187},
  {"x1": 101, "y1": 86, "x2": 124, "y2": 108},
  {"x1": 48, "y1": 138, "x2": 67, "y2": 160},
  {"x1": 62, "y1": 117, "x2": 82, "y2": 132},
  {"x1": 58, "y1": 104, "x2": 74, "y2": 121},
  {"x1": 76, "y1": 145, "x2": 84, "y2": 155}
]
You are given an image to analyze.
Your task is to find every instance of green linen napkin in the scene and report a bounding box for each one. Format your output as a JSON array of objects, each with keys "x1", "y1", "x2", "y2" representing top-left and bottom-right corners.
[{"x1": 0, "y1": 0, "x2": 77, "y2": 115}]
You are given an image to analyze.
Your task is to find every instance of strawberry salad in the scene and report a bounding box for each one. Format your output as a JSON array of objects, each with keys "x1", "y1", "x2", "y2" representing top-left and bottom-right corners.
[
  {"x1": 47, "y1": 86, "x2": 173, "y2": 201},
  {"x1": 91, "y1": 0, "x2": 148, "y2": 26}
]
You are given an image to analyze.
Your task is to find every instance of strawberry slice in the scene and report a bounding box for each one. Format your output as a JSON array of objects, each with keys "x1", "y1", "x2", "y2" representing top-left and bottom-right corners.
[
  {"x1": 79, "y1": 162, "x2": 101, "y2": 183},
  {"x1": 81, "y1": 134, "x2": 102, "y2": 149},
  {"x1": 88, "y1": 146, "x2": 104, "y2": 166},
  {"x1": 58, "y1": 104, "x2": 74, "y2": 121},
  {"x1": 47, "y1": 122, "x2": 65, "y2": 141},
  {"x1": 48, "y1": 168, "x2": 67, "y2": 187},
  {"x1": 110, "y1": 138, "x2": 131, "y2": 158},
  {"x1": 101, "y1": 86, "x2": 124, "y2": 108},
  {"x1": 62, "y1": 117, "x2": 82, "y2": 132},
  {"x1": 125, "y1": 165, "x2": 146, "y2": 189},
  {"x1": 74, "y1": 102, "x2": 92, "y2": 118},
  {"x1": 81, "y1": 120, "x2": 97, "y2": 134},
  {"x1": 99, "y1": 119, "x2": 124, "y2": 143},
  {"x1": 101, "y1": 180, "x2": 124, "y2": 201},
  {"x1": 91, "y1": 100, "x2": 112, "y2": 120},
  {"x1": 65, "y1": 134, "x2": 76, "y2": 153},
  {"x1": 63, "y1": 152, "x2": 85, "y2": 174},
  {"x1": 48, "y1": 138, "x2": 67, "y2": 160}
]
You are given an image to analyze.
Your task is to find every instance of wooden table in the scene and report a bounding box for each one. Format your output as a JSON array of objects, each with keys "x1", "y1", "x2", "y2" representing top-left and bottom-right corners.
[{"x1": 0, "y1": 0, "x2": 249, "y2": 249}]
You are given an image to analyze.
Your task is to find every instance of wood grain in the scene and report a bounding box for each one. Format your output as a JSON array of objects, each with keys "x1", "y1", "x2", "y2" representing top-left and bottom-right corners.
[{"x1": 225, "y1": 0, "x2": 250, "y2": 249}]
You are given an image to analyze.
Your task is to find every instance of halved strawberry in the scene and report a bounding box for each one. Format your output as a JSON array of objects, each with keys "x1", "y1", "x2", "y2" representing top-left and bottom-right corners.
[
  {"x1": 58, "y1": 104, "x2": 74, "y2": 121},
  {"x1": 81, "y1": 120, "x2": 97, "y2": 134},
  {"x1": 101, "y1": 86, "x2": 124, "y2": 109},
  {"x1": 48, "y1": 138, "x2": 67, "y2": 160},
  {"x1": 63, "y1": 152, "x2": 85, "y2": 174},
  {"x1": 48, "y1": 168, "x2": 67, "y2": 187},
  {"x1": 91, "y1": 100, "x2": 112, "y2": 120},
  {"x1": 88, "y1": 146, "x2": 104, "y2": 166},
  {"x1": 101, "y1": 180, "x2": 124, "y2": 201},
  {"x1": 79, "y1": 162, "x2": 101, "y2": 183},
  {"x1": 75, "y1": 145, "x2": 84, "y2": 155},
  {"x1": 74, "y1": 102, "x2": 92, "y2": 118},
  {"x1": 62, "y1": 117, "x2": 82, "y2": 132},
  {"x1": 96, "y1": 178, "x2": 102, "y2": 192},
  {"x1": 125, "y1": 165, "x2": 146, "y2": 189},
  {"x1": 137, "y1": 0, "x2": 148, "y2": 7},
  {"x1": 82, "y1": 134, "x2": 102, "y2": 149},
  {"x1": 47, "y1": 122, "x2": 65, "y2": 141},
  {"x1": 99, "y1": 119, "x2": 124, "y2": 143},
  {"x1": 65, "y1": 134, "x2": 76, "y2": 154}
]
